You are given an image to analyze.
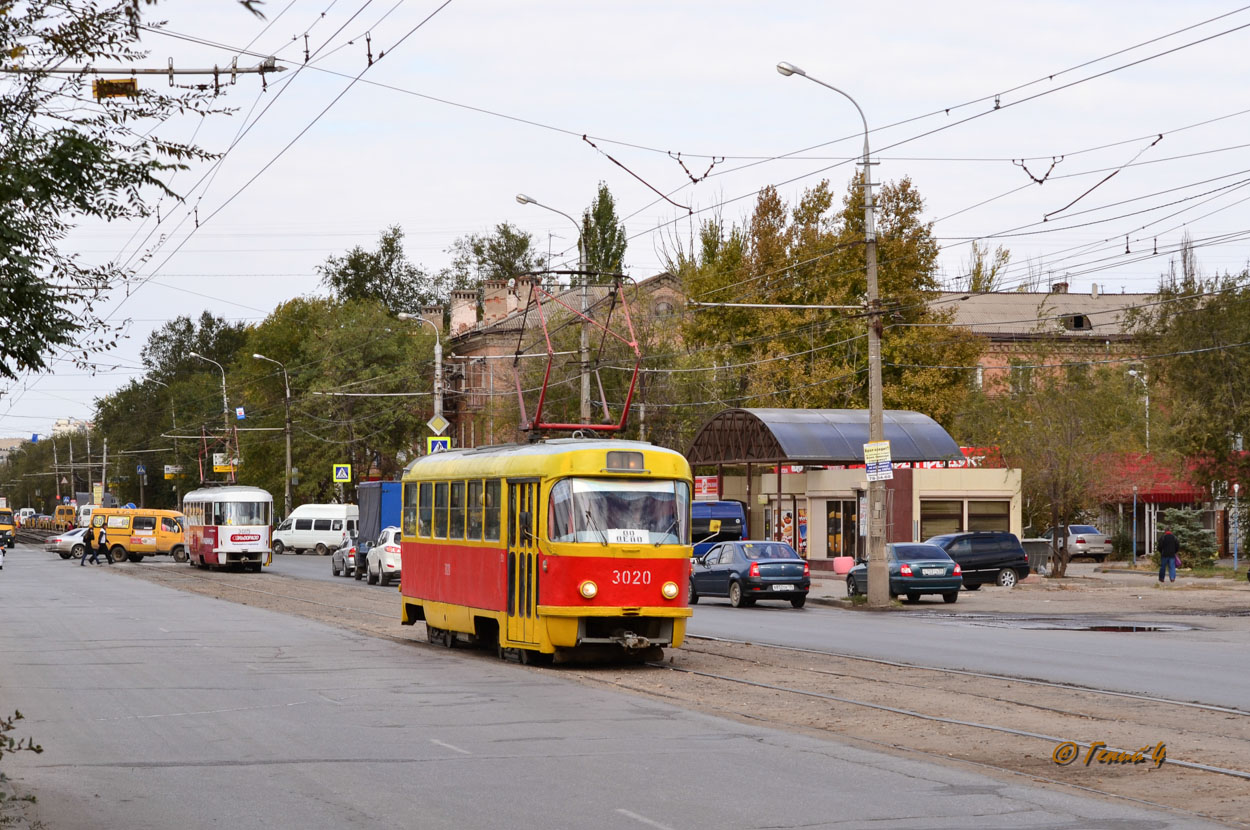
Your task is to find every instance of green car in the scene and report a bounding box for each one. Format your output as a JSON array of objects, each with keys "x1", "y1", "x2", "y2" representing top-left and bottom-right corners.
[{"x1": 846, "y1": 543, "x2": 963, "y2": 603}]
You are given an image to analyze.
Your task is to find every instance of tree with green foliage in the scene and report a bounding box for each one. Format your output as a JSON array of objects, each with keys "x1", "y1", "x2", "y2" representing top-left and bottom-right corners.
[
  {"x1": 444, "y1": 222, "x2": 545, "y2": 285},
  {"x1": 1127, "y1": 238, "x2": 1250, "y2": 485},
  {"x1": 1158, "y1": 507, "x2": 1217, "y2": 569},
  {"x1": 0, "y1": 0, "x2": 238, "y2": 379},
  {"x1": 670, "y1": 177, "x2": 985, "y2": 429},
  {"x1": 957, "y1": 355, "x2": 1143, "y2": 577},
  {"x1": 580, "y1": 182, "x2": 627, "y2": 279},
  {"x1": 318, "y1": 226, "x2": 449, "y2": 314},
  {"x1": 962, "y1": 240, "x2": 1011, "y2": 292}
]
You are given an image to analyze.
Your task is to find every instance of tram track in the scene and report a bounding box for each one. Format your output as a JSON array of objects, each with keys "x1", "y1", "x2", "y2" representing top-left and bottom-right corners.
[
  {"x1": 686, "y1": 633, "x2": 1250, "y2": 718},
  {"x1": 105, "y1": 556, "x2": 1250, "y2": 826}
]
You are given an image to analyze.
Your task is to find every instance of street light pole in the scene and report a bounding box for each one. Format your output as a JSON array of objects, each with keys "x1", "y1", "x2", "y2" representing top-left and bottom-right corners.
[
  {"x1": 1128, "y1": 369, "x2": 1150, "y2": 453},
  {"x1": 396, "y1": 313, "x2": 444, "y2": 429},
  {"x1": 1132, "y1": 484, "x2": 1138, "y2": 567},
  {"x1": 778, "y1": 61, "x2": 888, "y2": 607},
  {"x1": 150, "y1": 379, "x2": 179, "y2": 507},
  {"x1": 189, "y1": 351, "x2": 230, "y2": 433},
  {"x1": 253, "y1": 354, "x2": 292, "y2": 519},
  {"x1": 517, "y1": 193, "x2": 591, "y2": 424},
  {"x1": 1234, "y1": 482, "x2": 1240, "y2": 573}
]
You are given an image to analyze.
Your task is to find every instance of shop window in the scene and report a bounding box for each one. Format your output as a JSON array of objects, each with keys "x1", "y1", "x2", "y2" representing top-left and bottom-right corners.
[
  {"x1": 920, "y1": 500, "x2": 963, "y2": 540},
  {"x1": 968, "y1": 500, "x2": 1010, "y2": 532}
]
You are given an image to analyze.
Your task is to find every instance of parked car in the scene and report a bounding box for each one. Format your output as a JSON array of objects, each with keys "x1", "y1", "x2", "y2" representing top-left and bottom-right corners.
[
  {"x1": 331, "y1": 533, "x2": 359, "y2": 577},
  {"x1": 846, "y1": 543, "x2": 962, "y2": 603},
  {"x1": 1042, "y1": 525, "x2": 1110, "y2": 561},
  {"x1": 925, "y1": 531, "x2": 1030, "y2": 589},
  {"x1": 689, "y1": 540, "x2": 810, "y2": 608},
  {"x1": 46, "y1": 527, "x2": 90, "y2": 560},
  {"x1": 272, "y1": 503, "x2": 358, "y2": 555},
  {"x1": 366, "y1": 526, "x2": 402, "y2": 587}
]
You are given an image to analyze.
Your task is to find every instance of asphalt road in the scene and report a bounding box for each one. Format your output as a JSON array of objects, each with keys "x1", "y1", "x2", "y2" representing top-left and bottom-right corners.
[
  {"x1": 686, "y1": 599, "x2": 1250, "y2": 709},
  {"x1": 0, "y1": 542, "x2": 1222, "y2": 830}
]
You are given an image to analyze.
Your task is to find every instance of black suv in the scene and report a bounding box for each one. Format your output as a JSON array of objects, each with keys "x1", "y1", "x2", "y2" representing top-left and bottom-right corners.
[{"x1": 924, "y1": 531, "x2": 1029, "y2": 589}]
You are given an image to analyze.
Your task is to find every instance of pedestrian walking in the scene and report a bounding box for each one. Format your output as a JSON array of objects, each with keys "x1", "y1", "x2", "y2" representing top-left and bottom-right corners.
[
  {"x1": 1157, "y1": 526, "x2": 1180, "y2": 583},
  {"x1": 0, "y1": 541, "x2": 6, "y2": 570},
  {"x1": 95, "y1": 525, "x2": 112, "y2": 565},
  {"x1": 79, "y1": 525, "x2": 95, "y2": 566}
]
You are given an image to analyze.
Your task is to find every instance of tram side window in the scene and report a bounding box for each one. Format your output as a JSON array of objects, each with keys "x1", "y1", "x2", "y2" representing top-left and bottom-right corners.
[
  {"x1": 402, "y1": 483, "x2": 419, "y2": 537},
  {"x1": 466, "y1": 480, "x2": 483, "y2": 541},
  {"x1": 434, "y1": 482, "x2": 448, "y2": 539},
  {"x1": 449, "y1": 481, "x2": 465, "y2": 540},
  {"x1": 417, "y1": 483, "x2": 432, "y2": 537},
  {"x1": 484, "y1": 480, "x2": 501, "y2": 541}
]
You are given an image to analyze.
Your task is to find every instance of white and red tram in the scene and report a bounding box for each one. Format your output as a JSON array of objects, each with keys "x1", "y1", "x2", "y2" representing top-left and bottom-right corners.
[{"x1": 181, "y1": 486, "x2": 273, "y2": 571}]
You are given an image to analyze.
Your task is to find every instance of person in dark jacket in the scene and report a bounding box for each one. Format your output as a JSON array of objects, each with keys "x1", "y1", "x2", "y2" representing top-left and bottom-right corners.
[
  {"x1": 1157, "y1": 527, "x2": 1180, "y2": 583},
  {"x1": 80, "y1": 525, "x2": 95, "y2": 566}
]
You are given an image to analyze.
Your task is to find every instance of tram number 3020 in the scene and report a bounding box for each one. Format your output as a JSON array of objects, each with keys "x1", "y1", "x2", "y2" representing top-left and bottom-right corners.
[{"x1": 611, "y1": 569, "x2": 652, "y2": 585}]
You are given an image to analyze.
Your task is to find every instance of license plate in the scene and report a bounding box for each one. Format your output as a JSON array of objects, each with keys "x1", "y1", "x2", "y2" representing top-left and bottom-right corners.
[
  {"x1": 774, "y1": 584, "x2": 795, "y2": 591},
  {"x1": 922, "y1": 568, "x2": 945, "y2": 576}
]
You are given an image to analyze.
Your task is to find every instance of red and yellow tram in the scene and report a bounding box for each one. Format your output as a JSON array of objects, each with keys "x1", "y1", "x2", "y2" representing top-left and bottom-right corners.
[{"x1": 398, "y1": 439, "x2": 693, "y2": 661}]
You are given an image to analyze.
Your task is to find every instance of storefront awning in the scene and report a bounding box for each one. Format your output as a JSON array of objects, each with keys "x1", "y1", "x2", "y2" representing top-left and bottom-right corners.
[{"x1": 686, "y1": 408, "x2": 963, "y2": 466}]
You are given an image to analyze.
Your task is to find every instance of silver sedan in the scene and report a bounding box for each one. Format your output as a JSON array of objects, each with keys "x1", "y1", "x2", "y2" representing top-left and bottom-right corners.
[{"x1": 46, "y1": 527, "x2": 90, "y2": 560}]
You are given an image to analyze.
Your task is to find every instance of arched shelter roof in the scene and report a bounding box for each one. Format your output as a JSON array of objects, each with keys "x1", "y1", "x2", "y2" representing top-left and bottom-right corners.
[{"x1": 686, "y1": 408, "x2": 963, "y2": 466}]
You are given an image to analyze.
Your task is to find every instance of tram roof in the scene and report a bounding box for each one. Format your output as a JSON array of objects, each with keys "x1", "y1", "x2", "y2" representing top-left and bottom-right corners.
[
  {"x1": 182, "y1": 485, "x2": 273, "y2": 502},
  {"x1": 686, "y1": 408, "x2": 963, "y2": 466},
  {"x1": 402, "y1": 439, "x2": 688, "y2": 479}
]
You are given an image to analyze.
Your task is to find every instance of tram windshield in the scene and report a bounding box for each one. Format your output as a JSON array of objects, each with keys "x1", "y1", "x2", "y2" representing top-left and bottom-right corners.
[
  {"x1": 212, "y1": 500, "x2": 270, "y2": 526},
  {"x1": 549, "y1": 478, "x2": 690, "y2": 545}
]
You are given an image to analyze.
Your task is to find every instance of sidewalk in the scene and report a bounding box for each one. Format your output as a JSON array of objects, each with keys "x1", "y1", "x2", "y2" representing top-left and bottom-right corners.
[{"x1": 802, "y1": 559, "x2": 1249, "y2": 612}]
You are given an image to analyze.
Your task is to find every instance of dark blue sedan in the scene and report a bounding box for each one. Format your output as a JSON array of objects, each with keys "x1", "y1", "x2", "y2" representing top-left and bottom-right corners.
[
  {"x1": 690, "y1": 541, "x2": 811, "y2": 608},
  {"x1": 846, "y1": 543, "x2": 963, "y2": 603}
]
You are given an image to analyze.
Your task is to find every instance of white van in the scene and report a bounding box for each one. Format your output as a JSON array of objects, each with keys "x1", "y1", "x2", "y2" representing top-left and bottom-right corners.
[
  {"x1": 272, "y1": 503, "x2": 358, "y2": 555},
  {"x1": 77, "y1": 504, "x2": 97, "y2": 528},
  {"x1": 17, "y1": 507, "x2": 36, "y2": 525}
]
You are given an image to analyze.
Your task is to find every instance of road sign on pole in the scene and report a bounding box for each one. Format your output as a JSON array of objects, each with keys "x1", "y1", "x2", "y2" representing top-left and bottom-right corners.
[
  {"x1": 426, "y1": 414, "x2": 450, "y2": 436},
  {"x1": 332, "y1": 464, "x2": 352, "y2": 483},
  {"x1": 136, "y1": 464, "x2": 146, "y2": 475},
  {"x1": 426, "y1": 436, "x2": 451, "y2": 454}
]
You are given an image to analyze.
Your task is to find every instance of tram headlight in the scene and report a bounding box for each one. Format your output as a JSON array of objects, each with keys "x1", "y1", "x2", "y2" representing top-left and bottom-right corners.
[
  {"x1": 661, "y1": 581, "x2": 679, "y2": 600},
  {"x1": 578, "y1": 580, "x2": 598, "y2": 600}
]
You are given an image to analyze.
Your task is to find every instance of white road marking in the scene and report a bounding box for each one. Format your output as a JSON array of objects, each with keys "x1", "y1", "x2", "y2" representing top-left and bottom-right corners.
[
  {"x1": 616, "y1": 809, "x2": 676, "y2": 830},
  {"x1": 429, "y1": 739, "x2": 471, "y2": 755}
]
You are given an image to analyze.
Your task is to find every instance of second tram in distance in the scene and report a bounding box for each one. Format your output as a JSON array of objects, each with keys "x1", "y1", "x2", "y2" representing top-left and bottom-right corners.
[
  {"x1": 182, "y1": 485, "x2": 273, "y2": 572},
  {"x1": 399, "y1": 439, "x2": 693, "y2": 662}
]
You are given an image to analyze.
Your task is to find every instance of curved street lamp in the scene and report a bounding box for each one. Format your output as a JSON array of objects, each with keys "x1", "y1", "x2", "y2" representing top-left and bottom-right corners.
[
  {"x1": 188, "y1": 351, "x2": 230, "y2": 432},
  {"x1": 776, "y1": 61, "x2": 887, "y2": 607},
  {"x1": 396, "y1": 313, "x2": 444, "y2": 430},
  {"x1": 253, "y1": 353, "x2": 292, "y2": 518},
  {"x1": 516, "y1": 192, "x2": 591, "y2": 423}
]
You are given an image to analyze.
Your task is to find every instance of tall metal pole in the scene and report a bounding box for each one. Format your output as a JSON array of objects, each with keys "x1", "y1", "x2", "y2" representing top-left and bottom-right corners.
[
  {"x1": 516, "y1": 194, "x2": 590, "y2": 423},
  {"x1": 1235, "y1": 483, "x2": 1240, "y2": 573},
  {"x1": 101, "y1": 437, "x2": 108, "y2": 504},
  {"x1": 1132, "y1": 485, "x2": 1138, "y2": 567},
  {"x1": 190, "y1": 352, "x2": 230, "y2": 433},
  {"x1": 395, "y1": 314, "x2": 444, "y2": 430},
  {"x1": 778, "y1": 62, "x2": 888, "y2": 607},
  {"x1": 53, "y1": 439, "x2": 61, "y2": 503},
  {"x1": 253, "y1": 355, "x2": 292, "y2": 519}
]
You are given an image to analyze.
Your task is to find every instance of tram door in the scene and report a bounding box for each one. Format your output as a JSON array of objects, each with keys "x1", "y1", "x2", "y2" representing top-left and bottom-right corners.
[{"x1": 506, "y1": 479, "x2": 540, "y2": 645}]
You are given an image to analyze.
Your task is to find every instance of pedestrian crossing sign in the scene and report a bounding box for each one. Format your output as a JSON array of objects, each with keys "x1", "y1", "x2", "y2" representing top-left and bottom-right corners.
[
  {"x1": 426, "y1": 436, "x2": 451, "y2": 455},
  {"x1": 332, "y1": 464, "x2": 352, "y2": 483}
]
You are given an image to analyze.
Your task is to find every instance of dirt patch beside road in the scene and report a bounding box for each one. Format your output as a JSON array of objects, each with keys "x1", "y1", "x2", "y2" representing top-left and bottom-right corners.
[{"x1": 118, "y1": 562, "x2": 1250, "y2": 827}]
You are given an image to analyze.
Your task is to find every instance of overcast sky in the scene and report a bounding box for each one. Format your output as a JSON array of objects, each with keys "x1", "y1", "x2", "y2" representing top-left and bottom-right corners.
[{"x1": 4, "y1": 0, "x2": 1250, "y2": 437}]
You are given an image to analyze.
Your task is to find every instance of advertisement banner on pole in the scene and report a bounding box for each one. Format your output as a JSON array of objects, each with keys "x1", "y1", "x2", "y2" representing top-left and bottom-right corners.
[{"x1": 863, "y1": 440, "x2": 893, "y2": 481}]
